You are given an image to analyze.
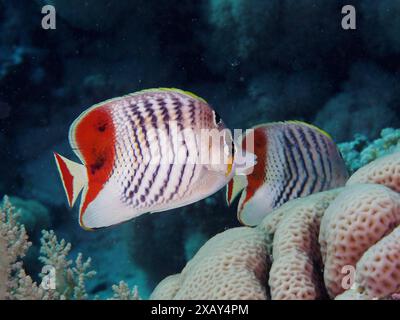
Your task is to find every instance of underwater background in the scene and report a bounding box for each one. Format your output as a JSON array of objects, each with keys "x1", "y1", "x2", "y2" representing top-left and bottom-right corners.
[{"x1": 1, "y1": 0, "x2": 400, "y2": 298}]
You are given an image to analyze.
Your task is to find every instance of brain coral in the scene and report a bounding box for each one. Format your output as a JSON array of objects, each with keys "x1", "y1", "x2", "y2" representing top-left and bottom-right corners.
[
  {"x1": 151, "y1": 145, "x2": 400, "y2": 300},
  {"x1": 268, "y1": 189, "x2": 340, "y2": 300},
  {"x1": 319, "y1": 183, "x2": 400, "y2": 298},
  {"x1": 355, "y1": 225, "x2": 400, "y2": 298},
  {"x1": 150, "y1": 274, "x2": 180, "y2": 300},
  {"x1": 150, "y1": 228, "x2": 270, "y2": 300},
  {"x1": 336, "y1": 226, "x2": 400, "y2": 300},
  {"x1": 347, "y1": 152, "x2": 400, "y2": 193},
  {"x1": 258, "y1": 189, "x2": 341, "y2": 255}
]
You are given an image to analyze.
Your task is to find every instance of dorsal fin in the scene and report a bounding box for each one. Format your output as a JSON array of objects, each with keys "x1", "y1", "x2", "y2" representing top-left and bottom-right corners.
[
  {"x1": 253, "y1": 121, "x2": 333, "y2": 140},
  {"x1": 131, "y1": 88, "x2": 208, "y2": 103},
  {"x1": 284, "y1": 120, "x2": 333, "y2": 139},
  {"x1": 54, "y1": 152, "x2": 87, "y2": 207}
]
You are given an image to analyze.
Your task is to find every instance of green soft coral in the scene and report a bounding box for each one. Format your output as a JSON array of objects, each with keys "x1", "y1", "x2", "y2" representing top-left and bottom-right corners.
[{"x1": 339, "y1": 128, "x2": 400, "y2": 173}]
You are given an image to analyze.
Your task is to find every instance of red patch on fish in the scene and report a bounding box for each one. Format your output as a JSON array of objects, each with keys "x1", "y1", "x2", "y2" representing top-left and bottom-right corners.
[
  {"x1": 239, "y1": 128, "x2": 267, "y2": 211},
  {"x1": 227, "y1": 179, "x2": 234, "y2": 204},
  {"x1": 54, "y1": 152, "x2": 74, "y2": 206},
  {"x1": 73, "y1": 106, "x2": 116, "y2": 222}
]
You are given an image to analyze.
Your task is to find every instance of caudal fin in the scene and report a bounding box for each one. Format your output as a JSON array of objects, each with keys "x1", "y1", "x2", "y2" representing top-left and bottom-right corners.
[{"x1": 54, "y1": 152, "x2": 87, "y2": 207}]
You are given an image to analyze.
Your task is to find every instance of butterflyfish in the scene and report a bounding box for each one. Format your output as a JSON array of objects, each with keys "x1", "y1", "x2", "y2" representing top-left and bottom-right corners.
[
  {"x1": 226, "y1": 121, "x2": 348, "y2": 226},
  {"x1": 54, "y1": 88, "x2": 252, "y2": 230}
]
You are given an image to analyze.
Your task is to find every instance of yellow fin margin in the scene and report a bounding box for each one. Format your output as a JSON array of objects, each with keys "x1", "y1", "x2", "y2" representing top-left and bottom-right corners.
[
  {"x1": 251, "y1": 121, "x2": 333, "y2": 140},
  {"x1": 132, "y1": 88, "x2": 208, "y2": 104},
  {"x1": 285, "y1": 120, "x2": 333, "y2": 140}
]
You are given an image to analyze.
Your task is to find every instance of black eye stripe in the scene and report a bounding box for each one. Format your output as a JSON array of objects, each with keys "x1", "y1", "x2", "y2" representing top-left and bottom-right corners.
[{"x1": 214, "y1": 111, "x2": 221, "y2": 124}]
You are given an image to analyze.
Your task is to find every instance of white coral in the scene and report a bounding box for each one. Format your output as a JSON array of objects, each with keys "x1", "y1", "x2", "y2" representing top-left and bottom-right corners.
[
  {"x1": 0, "y1": 196, "x2": 35, "y2": 300},
  {"x1": 150, "y1": 274, "x2": 180, "y2": 300},
  {"x1": 268, "y1": 190, "x2": 340, "y2": 300},
  {"x1": 109, "y1": 281, "x2": 140, "y2": 300},
  {"x1": 354, "y1": 225, "x2": 400, "y2": 298},
  {"x1": 319, "y1": 184, "x2": 400, "y2": 297},
  {"x1": 0, "y1": 196, "x2": 132, "y2": 300},
  {"x1": 38, "y1": 230, "x2": 96, "y2": 300},
  {"x1": 151, "y1": 228, "x2": 270, "y2": 300},
  {"x1": 347, "y1": 151, "x2": 400, "y2": 193}
]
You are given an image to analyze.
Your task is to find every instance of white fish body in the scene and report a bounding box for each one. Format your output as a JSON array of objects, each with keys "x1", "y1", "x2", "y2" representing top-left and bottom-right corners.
[{"x1": 54, "y1": 88, "x2": 238, "y2": 229}]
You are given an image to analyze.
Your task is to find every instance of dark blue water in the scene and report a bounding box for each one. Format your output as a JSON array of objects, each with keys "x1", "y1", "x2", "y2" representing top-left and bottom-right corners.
[{"x1": 1, "y1": 0, "x2": 399, "y2": 298}]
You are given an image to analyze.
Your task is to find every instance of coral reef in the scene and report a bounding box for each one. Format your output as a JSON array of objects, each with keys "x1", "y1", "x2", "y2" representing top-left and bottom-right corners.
[
  {"x1": 347, "y1": 151, "x2": 400, "y2": 193},
  {"x1": 129, "y1": 192, "x2": 237, "y2": 289},
  {"x1": 268, "y1": 190, "x2": 341, "y2": 300},
  {"x1": 150, "y1": 228, "x2": 270, "y2": 300},
  {"x1": 0, "y1": 196, "x2": 139, "y2": 300},
  {"x1": 0, "y1": 196, "x2": 32, "y2": 299},
  {"x1": 109, "y1": 281, "x2": 140, "y2": 300},
  {"x1": 149, "y1": 274, "x2": 181, "y2": 300},
  {"x1": 319, "y1": 184, "x2": 400, "y2": 297},
  {"x1": 258, "y1": 189, "x2": 342, "y2": 255},
  {"x1": 152, "y1": 152, "x2": 400, "y2": 300},
  {"x1": 348, "y1": 225, "x2": 400, "y2": 299},
  {"x1": 38, "y1": 230, "x2": 97, "y2": 300},
  {"x1": 339, "y1": 128, "x2": 400, "y2": 173}
]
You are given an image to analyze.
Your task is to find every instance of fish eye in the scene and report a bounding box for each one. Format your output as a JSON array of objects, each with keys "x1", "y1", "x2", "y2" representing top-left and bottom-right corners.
[{"x1": 213, "y1": 110, "x2": 222, "y2": 125}]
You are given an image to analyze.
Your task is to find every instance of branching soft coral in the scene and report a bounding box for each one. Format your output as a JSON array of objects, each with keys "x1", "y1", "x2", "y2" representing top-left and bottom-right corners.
[
  {"x1": 0, "y1": 196, "x2": 34, "y2": 299},
  {"x1": 109, "y1": 281, "x2": 140, "y2": 300},
  {"x1": 0, "y1": 196, "x2": 139, "y2": 300},
  {"x1": 38, "y1": 230, "x2": 96, "y2": 300},
  {"x1": 339, "y1": 128, "x2": 400, "y2": 173}
]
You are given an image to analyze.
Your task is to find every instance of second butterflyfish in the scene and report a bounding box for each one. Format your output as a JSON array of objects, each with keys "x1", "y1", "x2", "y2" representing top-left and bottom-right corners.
[{"x1": 226, "y1": 121, "x2": 349, "y2": 226}]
